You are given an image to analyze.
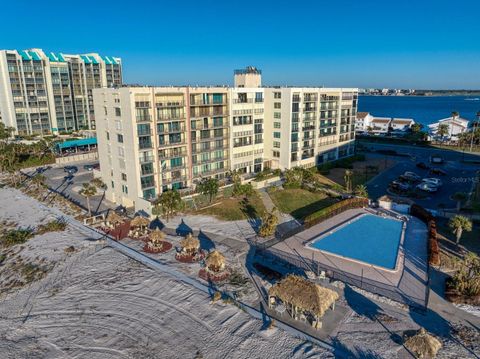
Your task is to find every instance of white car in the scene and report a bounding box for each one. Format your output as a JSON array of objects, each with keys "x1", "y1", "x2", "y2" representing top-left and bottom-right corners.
[
  {"x1": 402, "y1": 171, "x2": 421, "y2": 181},
  {"x1": 417, "y1": 183, "x2": 438, "y2": 193},
  {"x1": 422, "y1": 178, "x2": 442, "y2": 187}
]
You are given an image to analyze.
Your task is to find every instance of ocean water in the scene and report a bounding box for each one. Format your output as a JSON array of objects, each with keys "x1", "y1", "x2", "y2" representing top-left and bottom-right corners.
[{"x1": 358, "y1": 95, "x2": 480, "y2": 126}]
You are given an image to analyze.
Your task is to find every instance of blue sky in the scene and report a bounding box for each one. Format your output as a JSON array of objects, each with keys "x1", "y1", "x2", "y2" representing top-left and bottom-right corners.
[{"x1": 2, "y1": 0, "x2": 479, "y2": 89}]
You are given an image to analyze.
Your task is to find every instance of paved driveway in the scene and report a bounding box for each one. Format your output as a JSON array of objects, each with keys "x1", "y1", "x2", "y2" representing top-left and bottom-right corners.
[{"x1": 27, "y1": 160, "x2": 114, "y2": 215}]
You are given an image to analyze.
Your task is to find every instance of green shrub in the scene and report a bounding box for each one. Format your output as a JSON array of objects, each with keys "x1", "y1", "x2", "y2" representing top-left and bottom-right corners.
[
  {"x1": 1, "y1": 229, "x2": 34, "y2": 247},
  {"x1": 36, "y1": 220, "x2": 67, "y2": 235}
]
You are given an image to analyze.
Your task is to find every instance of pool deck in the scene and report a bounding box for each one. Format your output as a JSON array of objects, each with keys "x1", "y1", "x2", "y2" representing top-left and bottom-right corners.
[{"x1": 270, "y1": 208, "x2": 429, "y2": 304}]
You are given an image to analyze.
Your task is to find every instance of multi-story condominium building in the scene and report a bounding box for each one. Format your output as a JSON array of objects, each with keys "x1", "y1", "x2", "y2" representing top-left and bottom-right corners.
[
  {"x1": 264, "y1": 87, "x2": 357, "y2": 170},
  {"x1": 93, "y1": 67, "x2": 358, "y2": 212},
  {"x1": 0, "y1": 48, "x2": 122, "y2": 135},
  {"x1": 94, "y1": 86, "x2": 230, "y2": 207}
]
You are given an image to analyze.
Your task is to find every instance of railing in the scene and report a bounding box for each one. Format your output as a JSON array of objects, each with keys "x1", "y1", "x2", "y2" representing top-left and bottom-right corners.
[{"x1": 255, "y1": 246, "x2": 428, "y2": 310}]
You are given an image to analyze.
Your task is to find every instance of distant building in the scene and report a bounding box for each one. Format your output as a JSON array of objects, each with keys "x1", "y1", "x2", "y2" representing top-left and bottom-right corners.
[
  {"x1": 428, "y1": 113, "x2": 469, "y2": 141},
  {"x1": 390, "y1": 118, "x2": 415, "y2": 131},
  {"x1": 355, "y1": 112, "x2": 414, "y2": 134},
  {"x1": 0, "y1": 48, "x2": 122, "y2": 135}
]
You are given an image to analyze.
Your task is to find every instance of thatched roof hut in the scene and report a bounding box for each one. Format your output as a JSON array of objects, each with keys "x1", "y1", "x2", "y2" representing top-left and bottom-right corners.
[
  {"x1": 404, "y1": 328, "x2": 442, "y2": 359},
  {"x1": 149, "y1": 229, "x2": 165, "y2": 244},
  {"x1": 205, "y1": 250, "x2": 225, "y2": 272},
  {"x1": 106, "y1": 211, "x2": 124, "y2": 225},
  {"x1": 269, "y1": 275, "x2": 338, "y2": 319},
  {"x1": 180, "y1": 234, "x2": 200, "y2": 253},
  {"x1": 130, "y1": 216, "x2": 150, "y2": 228}
]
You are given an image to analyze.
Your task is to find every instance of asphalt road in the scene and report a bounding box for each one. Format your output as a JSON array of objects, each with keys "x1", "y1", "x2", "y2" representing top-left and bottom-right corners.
[{"x1": 364, "y1": 142, "x2": 479, "y2": 211}]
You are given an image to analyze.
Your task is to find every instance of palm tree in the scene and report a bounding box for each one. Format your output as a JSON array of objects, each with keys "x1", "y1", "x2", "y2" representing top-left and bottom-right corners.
[
  {"x1": 31, "y1": 173, "x2": 47, "y2": 190},
  {"x1": 354, "y1": 184, "x2": 368, "y2": 198},
  {"x1": 449, "y1": 215, "x2": 472, "y2": 245},
  {"x1": 0, "y1": 123, "x2": 15, "y2": 141},
  {"x1": 437, "y1": 123, "x2": 449, "y2": 141},
  {"x1": 79, "y1": 183, "x2": 97, "y2": 216},
  {"x1": 344, "y1": 169, "x2": 353, "y2": 193},
  {"x1": 152, "y1": 189, "x2": 184, "y2": 222},
  {"x1": 411, "y1": 123, "x2": 423, "y2": 133},
  {"x1": 452, "y1": 192, "x2": 467, "y2": 212},
  {"x1": 197, "y1": 177, "x2": 219, "y2": 203}
]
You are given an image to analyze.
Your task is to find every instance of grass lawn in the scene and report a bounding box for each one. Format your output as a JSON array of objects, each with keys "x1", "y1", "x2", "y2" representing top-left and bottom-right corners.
[
  {"x1": 324, "y1": 155, "x2": 397, "y2": 189},
  {"x1": 268, "y1": 188, "x2": 337, "y2": 220},
  {"x1": 194, "y1": 191, "x2": 266, "y2": 221}
]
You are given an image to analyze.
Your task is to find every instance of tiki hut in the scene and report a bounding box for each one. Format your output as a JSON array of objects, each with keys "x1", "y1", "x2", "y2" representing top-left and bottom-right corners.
[
  {"x1": 205, "y1": 250, "x2": 225, "y2": 272},
  {"x1": 130, "y1": 216, "x2": 150, "y2": 229},
  {"x1": 149, "y1": 228, "x2": 165, "y2": 245},
  {"x1": 268, "y1": 275, "x2": 339, "y2": 329},
  {"x1": 180, "y1": 234, "x2": 200, "y2": 255},
  {"x1": 404, "y1": 328, "x2": 442, "y2": 359},
  {"x1": 105, "y1": 211, "x2": 124, "y2": 228}
]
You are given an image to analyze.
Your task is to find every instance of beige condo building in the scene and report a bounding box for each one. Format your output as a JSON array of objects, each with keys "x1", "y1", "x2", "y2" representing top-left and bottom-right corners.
[{"x1": 93, "y1": 67, "x2": 357, "y2": 212}]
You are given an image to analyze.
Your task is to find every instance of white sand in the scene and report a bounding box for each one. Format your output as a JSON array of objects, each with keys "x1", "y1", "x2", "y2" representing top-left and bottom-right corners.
[{"x1": 0, "y1": 188, "x2": 332, "y2": 358}]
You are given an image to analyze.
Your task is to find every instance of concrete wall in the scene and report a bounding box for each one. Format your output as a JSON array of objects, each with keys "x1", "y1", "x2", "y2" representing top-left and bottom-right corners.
[{"x1": 55, "y1": 151, "x2": 98, "y2": 164}]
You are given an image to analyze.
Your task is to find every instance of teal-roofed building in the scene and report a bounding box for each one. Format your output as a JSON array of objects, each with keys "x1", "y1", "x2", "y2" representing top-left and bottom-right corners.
[{"x1": 0, "y1": 48, "x2": 123, "y2": 136}]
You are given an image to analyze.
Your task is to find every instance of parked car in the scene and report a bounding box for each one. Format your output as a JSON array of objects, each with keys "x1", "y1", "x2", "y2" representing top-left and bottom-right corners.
[
  {"x1": 417, "y1": 183, "x2": 438, "y2": 193},
  {"x1": 390, "y1": 180, "x2": 410, "y2": 191},
  {"x1": 422, "y1": 178, "x2": 443, "y2": 187},
  {"x1": 430, "y1": 155, "x2": 444, "y2": 164},
  {"x1": 402, "y1": 171, "x2": 421, "y2": 181},
  {"x1": 429, "y1": 168, "x2": 447, "y2": 176},
  {"x1": 83, "y1": 164, "x2": 94, "y2": 171},
  {"x1": 63, "y1": 165, "x2": 78, "y2": 173},
  {"x1": 416, "y1": 162, "x2": 429, "y2": 170}
]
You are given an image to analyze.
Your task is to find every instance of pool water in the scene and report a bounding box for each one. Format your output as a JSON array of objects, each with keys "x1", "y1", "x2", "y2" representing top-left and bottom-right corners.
[{"x1": 308, "y1": 214, "x2": 404, "y2": 269}]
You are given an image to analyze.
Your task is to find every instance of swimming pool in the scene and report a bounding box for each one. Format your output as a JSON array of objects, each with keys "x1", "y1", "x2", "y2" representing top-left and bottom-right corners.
[{"x1": 308, "y1": 214, "x2": 404, "y2": 270}]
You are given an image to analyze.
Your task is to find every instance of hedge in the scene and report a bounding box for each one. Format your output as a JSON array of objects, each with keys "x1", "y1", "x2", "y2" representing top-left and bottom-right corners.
[
  {"x1": 304, "y1": 197, "x2": 369, "y2": 228},
  {"x1": 411, "y1": 204, "x2": 440, "y2": 266}
]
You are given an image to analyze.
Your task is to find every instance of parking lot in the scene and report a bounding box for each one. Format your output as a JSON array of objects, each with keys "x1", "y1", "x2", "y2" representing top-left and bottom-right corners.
[
  {"x1": 366, "y1": 143, "x2": 479, "y2": 211},
  {"x1": 26, "y1": 159, "x2": 114, "y2": 215}
]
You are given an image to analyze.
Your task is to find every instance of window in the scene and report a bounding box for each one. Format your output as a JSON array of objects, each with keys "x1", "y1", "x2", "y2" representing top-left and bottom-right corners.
[
  {"x1": 273, "y1": 132, "x2": 281, "y2": 139},
  {"x1": 213, "y1": 117, "x2": 223, "y2": 127},
  {"x1": 273, "y1": 150, "x2": 280, "y2": 158},
  {"x1": 141, "y1": 163, "x2": 154, "y2": 175},
  {"x1": 106, "y1": 131, "x2": 110, "y2": 140},
  {"x1": 139, "y1": 136, "x2": 152, "y2": 149},
  {"x1": 141, "y1": 175, "x2": 155, "y2": 189},
  {"x1": 255, "y1": 92, "x2": 263, "y2": 103},
  {"x1": 292, "y1": 103, "x2": 299, "y2": 112},
  {"x1": 137, "y1": 124, "x2": 151, "y2": 135},
  {"x1": 118, "y1": 147, "x2": 125, "y2": 157},
  {"x1": 103, "y1": 106, "x2": 107, "y2": 115},
  {"x1": 273, "y1": 141, "x2": 280, "y2": 148},
  {"x1": 115, "y1": 120, "x2": 122, "y2": 131},
  {"x1": 121, "y1": 173, "x2": 127, "y2": 181},
  {"x1": 274, "y1": 112, "x2": 281, "y2": 119},
  {"x1": 115, "y1": 107, "x2": 121, "y2": 116},
  {"x1": 117, "y1": 134, "x2": 123, "y2": 143},
  {"x1": 274, "y1": 122, "x2": 281, "y2": 129},
  {"x1": 212, "y1": 93, "x2": 223, "y2": 104},
  {"x1": 274, "y1": 92, "x2": 281, "y2": 99},
  {"x1": 111, "y1": 181, "x2": 115, "y2": 189},
  {"x1": 274, "y1": 102, "x2": 281, "y2": 109},
  {"x1": 170, "y1": 157, "x2": 183, "y2": 168}
]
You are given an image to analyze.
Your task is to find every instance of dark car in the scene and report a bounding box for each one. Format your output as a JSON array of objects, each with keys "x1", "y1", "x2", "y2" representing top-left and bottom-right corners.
[
  {"x1": 416, "y1": 162, "x2": 429, "y2": 170},
  {"x1": 429, "y1": 168, "x2": 447, "y2": 176},
  {"x1": 83, "y1": 164, "x2": 94, "y2": 171},
  {"x1": 63, "y1": 165, "x2": 78, "y2": 173}
]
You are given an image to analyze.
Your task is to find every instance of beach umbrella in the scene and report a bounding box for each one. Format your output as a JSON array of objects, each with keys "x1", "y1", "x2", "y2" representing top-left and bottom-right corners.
[
  {"x1": 130, "y1": 216, "x2": 150, "y2": 228},
  {"x1": 180, "y1": 233, "x2": 200, "y2": 253}
]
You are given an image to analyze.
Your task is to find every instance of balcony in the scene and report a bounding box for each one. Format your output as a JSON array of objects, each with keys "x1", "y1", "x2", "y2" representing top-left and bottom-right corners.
[
  {"x1": 190, "y1": 99, "x2": 227, "y2": 106},
  {"x1": 157, "y1": 125, "x2": 185, "y2": 134},
  {"x1": 136, "y1": 115, "x2": 152, "y2": 122},
  {"x1": 157, "y1": 114, "x2": 185, "y2": 121},
  {"x1": 156, "y1": 101, "x2": 184, "y2": 108},
  {"x1": 159, "y1": 149, "x2": 187, "y2": 159}
]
